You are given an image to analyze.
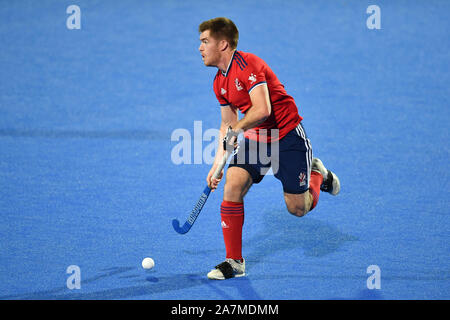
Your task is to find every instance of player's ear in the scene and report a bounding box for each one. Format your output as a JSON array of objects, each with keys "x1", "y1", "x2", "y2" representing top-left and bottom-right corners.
[{"x1": 219, "y1": 39, "x2": 229, "y2": 52}]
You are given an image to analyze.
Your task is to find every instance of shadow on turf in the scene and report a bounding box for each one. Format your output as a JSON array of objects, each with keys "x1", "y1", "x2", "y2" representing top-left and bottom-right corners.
[
  {"x1": 0, "y1": 267, "x2": 263, "y2": 300},
  {"x1": 184, "y1": 212, "x2": 358, "y2": 270},
  {"x1": 0, "y1": 267, "x2": 180, "y2": 299},
  {"x1": 0, "y1": 267, "x2": 137, "y2": 300},
  {"x1": 0, "y1": 264, "x2": 267, "y2": 300},
  {"x1": 246, "y1": 211, "x2": 358, "y2": 262}
]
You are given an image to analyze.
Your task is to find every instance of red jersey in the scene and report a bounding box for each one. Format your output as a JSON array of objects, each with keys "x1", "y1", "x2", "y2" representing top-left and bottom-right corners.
[{"x1": 213, "y1": 50, "x2": 302, "y2": 142}]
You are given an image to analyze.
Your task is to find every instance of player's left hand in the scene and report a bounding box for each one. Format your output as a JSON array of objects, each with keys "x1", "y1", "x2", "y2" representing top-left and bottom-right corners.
[{"x1": 222, "y1": 126, "x2": 239, "y2": 153}]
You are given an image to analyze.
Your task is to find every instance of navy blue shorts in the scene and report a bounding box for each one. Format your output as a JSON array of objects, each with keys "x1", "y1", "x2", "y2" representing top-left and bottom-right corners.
[{"x1": 228, "y1": 122, "x2": 313, "y2": 194}]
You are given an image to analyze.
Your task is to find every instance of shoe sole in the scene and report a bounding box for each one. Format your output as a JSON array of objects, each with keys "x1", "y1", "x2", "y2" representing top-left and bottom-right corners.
[{"x1": 207, "y1": 272, "x2": 246, "y2": 280}]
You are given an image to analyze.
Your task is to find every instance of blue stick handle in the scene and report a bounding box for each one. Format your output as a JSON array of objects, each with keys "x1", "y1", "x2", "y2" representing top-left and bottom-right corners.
[{"x1": 172, "y1": 151, "x2": 231, "y2": 234}]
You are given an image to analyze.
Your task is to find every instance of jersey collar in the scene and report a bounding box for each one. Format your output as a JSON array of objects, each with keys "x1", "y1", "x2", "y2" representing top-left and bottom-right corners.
[{"x1": 221, "y1": 50, "x2": 237, "y2": 77}]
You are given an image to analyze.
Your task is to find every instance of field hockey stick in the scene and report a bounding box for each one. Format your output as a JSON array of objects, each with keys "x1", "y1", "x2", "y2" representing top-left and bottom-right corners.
[{"x1": 172, "y1": 151, "x2": 230, "y2": 234}]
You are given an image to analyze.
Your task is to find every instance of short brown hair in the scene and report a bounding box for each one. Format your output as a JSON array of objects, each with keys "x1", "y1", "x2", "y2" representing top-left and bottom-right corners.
[{"x1": 199, "y1": 17, "x2": 239, "y2": 49}]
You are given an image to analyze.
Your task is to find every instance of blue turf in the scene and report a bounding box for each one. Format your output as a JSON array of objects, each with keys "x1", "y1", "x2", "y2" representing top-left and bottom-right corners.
[{"x1": 0, "y1": 0, "x2": 449, "y2": 300}]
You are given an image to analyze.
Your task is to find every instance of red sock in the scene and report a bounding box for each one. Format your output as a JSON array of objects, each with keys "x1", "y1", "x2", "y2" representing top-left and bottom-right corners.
[
  {"x1": 309, "y1": 171, "x2": 323, "y2": 211},
  {"x1": 220, "y1": 200, "x2": 244, "y2": 261}
]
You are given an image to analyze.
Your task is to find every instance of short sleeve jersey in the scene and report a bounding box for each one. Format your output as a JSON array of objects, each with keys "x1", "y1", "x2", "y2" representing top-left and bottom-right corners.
[{"x1": 213, "y1": 50, "x2": 302, "y2": 142}]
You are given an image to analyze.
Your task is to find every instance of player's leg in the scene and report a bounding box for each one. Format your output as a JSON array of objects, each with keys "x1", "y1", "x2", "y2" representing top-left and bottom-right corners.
[
  {"x1": 284, "y1": 164, "x2": 339, "y2": 216},
  {"x1": 207, "y1": 167, "x2": 252, "y2": 280},
  {"x1": 208, "y1": 138, "x2": 268, "y2": 280},
  {"x1": 280, "y1": 123, "x2": 340, "y2": 217},
  {"x1": 221, "y1": 166, "x2": 253, "y2": 264},
  {"x1": 274, "y1": 122, "x2": 322, "y2": 217},
  {"x1": 223, "y1": 166, "x2": 253, "y2": 203},
  {"x1": 283, "y1": 165, "x2": 326, "y2": 217},
  {"x1": 281, "y1": 168, "x2": 323, "y2": 217}
]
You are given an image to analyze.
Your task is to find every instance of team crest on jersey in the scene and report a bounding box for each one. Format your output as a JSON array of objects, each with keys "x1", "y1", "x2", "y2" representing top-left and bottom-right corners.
[
  {"x1": 248, "y1": 73, "x2": 257, "y2": 84},
  {"x1": 299, "y1": 172, "x2": 307, "y2": 187},
  {"x1": 235, "y1": 78, "x2": 243, "y2": 91},
  {"x1": 221, "y1": 88, "x2": 227, "y2": 95}
]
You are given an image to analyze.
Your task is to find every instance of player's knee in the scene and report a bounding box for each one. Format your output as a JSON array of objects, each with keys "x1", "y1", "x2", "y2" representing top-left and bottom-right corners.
[
  {"x1": 224, "y1": 167, "x2": 252, "y2": 202},
  {"x1": 284, "y1": 197, "x2": 309, "y2": 217},
  {"x1": 287, "y1": 204, "x2": 308, "y2": 217},
  {"x1": 224, "y1": 180, "x2": 246, "y2": 202},
  {"x1": 284, "y1": 192, "x2": 312, "y2": 217}
]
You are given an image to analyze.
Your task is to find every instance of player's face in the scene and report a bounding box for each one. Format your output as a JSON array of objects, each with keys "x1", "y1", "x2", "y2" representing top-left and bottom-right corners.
[{"x1": 199, "y1": 30, "x2": 221, "y2": 67}]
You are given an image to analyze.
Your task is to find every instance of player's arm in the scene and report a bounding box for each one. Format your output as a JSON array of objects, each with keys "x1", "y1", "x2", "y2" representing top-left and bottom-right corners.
[
  {"x1": 207, "y1": 105, "x2": 239, "y2": 190},
  {"x1": 232, "y1": 83, "x2": 271, "y2": 132}
]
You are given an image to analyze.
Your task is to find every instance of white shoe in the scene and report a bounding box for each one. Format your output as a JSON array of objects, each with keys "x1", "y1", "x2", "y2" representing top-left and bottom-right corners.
[
  {"x1": 311, "y1": 158, "x2": 340, "y2": 196},
  {"x1": 207, "y1": 258, "x2": 246, "y2": 280}
]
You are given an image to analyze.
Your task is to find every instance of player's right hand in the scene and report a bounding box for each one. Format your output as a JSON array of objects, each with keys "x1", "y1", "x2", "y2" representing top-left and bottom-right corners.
[{"x1": 207, "y1": 166, "x2": 224, "y2": 191}]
